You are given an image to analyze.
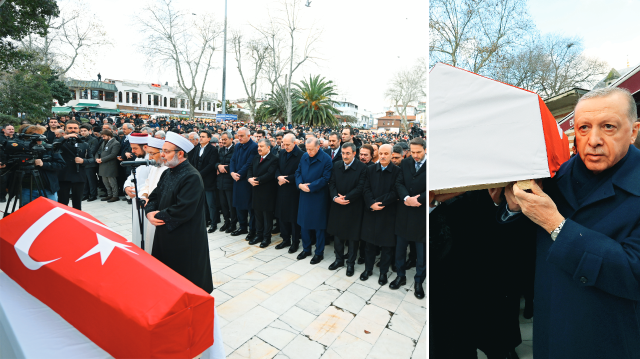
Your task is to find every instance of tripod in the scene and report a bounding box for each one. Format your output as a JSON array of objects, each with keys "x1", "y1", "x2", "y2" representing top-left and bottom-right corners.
[
  {"x1": 130, "y1": 166, "x2": 146, "y2": 251},
  {"x1": 2, "y1": 164, "x2": 47, "y2": 217}
]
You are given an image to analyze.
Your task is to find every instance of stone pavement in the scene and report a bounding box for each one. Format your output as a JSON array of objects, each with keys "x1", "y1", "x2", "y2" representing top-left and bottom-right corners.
[{"x1": 83, "y1": 198, "x2": 426, "y2": 359}]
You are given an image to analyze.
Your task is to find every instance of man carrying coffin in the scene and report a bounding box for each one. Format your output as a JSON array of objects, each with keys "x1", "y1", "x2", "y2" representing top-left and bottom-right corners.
[
  {"x1": 326, "y1": 142, "x2": 367, "y2": 276},
  {"x1": 123, "y1": 133, "x2": 151, "y2": 249},
  {"x1": 247, "y1": 139, "x2": 279, "y2": 248},
  {"x1": 498, "y1": 87, "x2": 640, "y2": 359},
  {"x1": 274, "y1": 133, "x2": 303, "y2": 253},
  {"x1": 360, "y1": 144, "x2": 400, "y2": 285},
  {"x1": 145, "y1": 132, "x2": 213, "y2": 293}
]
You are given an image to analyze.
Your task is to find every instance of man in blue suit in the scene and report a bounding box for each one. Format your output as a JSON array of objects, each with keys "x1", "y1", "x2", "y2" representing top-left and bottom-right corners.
[
  {"x1": 295, "y1": 137, "x2": 333, "y2": 264},
  {"x1": 229, "y1": 127, "x2": 259, "y2": 241},
  {"x1": 498, "y1": 87, "x2": 640, "y2": 359}
]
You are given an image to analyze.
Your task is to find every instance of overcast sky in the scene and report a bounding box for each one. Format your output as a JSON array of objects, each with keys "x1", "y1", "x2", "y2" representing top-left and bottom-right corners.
[
  {"x1": 65, "y1": 0, "x2": 427, "y2": 114},
  {"x1": 528, "y1": 0, "x2": 640, "y2": 73}
]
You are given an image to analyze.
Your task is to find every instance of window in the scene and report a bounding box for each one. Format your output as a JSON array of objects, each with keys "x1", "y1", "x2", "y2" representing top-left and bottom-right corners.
[
  {"x1": 98, "y1": 90, "x2": 104, "y2": 100},
  {"x1": 126, "y1": 92, "x2": 130, "y2": 103},
  {"x1": 71, "y1": 90, "x2": 76, "y2": 100},
  {"x1": 180, "y1": 99, "x2": 185, "y2": 108},
  {"x1": 118, "y1": 92, "x2": 122, "y2": 102},
  {"x1": 132, "y1": 92, "x2": 138, "y2": 104},
  {"x1": 154, "y1": 95, "x2": 159, "y2": 106},
  {"x1": 170, "y1": 98, "x2": 177, "y2": 108},
  {"x1": 148, "y1": 95, "x2": 151, "y2": 106},
  {"x1": 81, "y1": 89, "x2": 88, "y2": 99},
  {"x1": 207, "y1": 102, "x2": 211, "y2": 111},
  {"x1": 164, "y1": 97, "x2": 167, "y2": 107},
  {"x1": 91, "y1": 90, "x2": 99, "y2": 100},
  {"x1": 105, "y1": 92, "x2": 115, "y2": 102}
]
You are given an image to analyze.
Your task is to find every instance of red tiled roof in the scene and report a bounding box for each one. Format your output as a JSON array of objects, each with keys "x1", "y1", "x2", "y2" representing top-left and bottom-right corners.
[{"x1": 377, "y1": 115, "x2": 416, "y2": 120}]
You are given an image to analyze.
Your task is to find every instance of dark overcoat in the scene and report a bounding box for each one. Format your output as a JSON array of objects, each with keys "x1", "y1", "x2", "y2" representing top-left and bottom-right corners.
[
  {"x1": 192, "y1": 144, "x2": 219, "y2": 191},
  {"x1": 395, "y1": 157, "x2": 426, "y2": 242},
  {"x1": 326, "y1": 159, "x2": 367, "y2": 240},
  {"x1": 360, "y1": 162, "x2": 400, "y2": 246},
  {"x1": 295, "y1": 150, "x2": 333, "y2": 230},
  {"x1": 229, "y1": 139, "x2": 258, "y2": 211},
  {"x1": 57, "y1": 138, "x2": 94, "y2": 183},
  {"x1": 95, "y1": 137, "x2": 120, "y2": 178},
  {"x1": 146, "y1": 160, "x2": 213, "y2": 294},
  {"x1": 505, "y1": 146, "x2": 640, "y2": 359},
  {"x1": 247, "y1": 153, "x2": 278, "y2": 212},
  {"x1": 216, "y1": 145, "x2": 235, "y2": 191},
  {"x1": 275, "y1": 146, "x2": 303, "y2": 222}
]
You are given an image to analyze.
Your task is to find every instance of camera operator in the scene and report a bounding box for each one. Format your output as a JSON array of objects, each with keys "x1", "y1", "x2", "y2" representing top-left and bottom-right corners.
[
  {"x1": 56, "y1": 120, "x2": 94, "y2": 210},
  {"x1": 18, "y1": 125, "x2": 66, "y2": 205}
]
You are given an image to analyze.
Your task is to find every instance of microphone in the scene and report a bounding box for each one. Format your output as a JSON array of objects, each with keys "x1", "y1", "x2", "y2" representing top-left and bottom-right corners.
[{"x1": 120, "y1": 159, "x2": 159, "y2": 167}]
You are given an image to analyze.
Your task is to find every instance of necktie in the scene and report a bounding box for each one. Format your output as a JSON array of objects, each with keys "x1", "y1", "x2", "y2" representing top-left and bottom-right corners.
[
  {"x1": 331, "y1": 151, "x2": 334, "y2": 159},
  {"x1": 415, "y1": 162, "x2": 421, "y2": 171},
  {"x1": 260, "y1": 157, "x2": 264, "y2": 163}
]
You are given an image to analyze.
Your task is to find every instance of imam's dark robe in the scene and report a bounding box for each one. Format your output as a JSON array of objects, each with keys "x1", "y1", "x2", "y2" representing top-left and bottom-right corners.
[
  {"x1": 146, "y1": 160, "x2": 214, "y2": 294},
  {"x1": 326, "y1": 159, "x2": 367, "y2": 240}
]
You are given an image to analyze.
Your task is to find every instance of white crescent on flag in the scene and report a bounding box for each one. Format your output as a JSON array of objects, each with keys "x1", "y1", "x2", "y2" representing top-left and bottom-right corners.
[{"x1": 14, "y1": 207, "x2": 128, "y2": 271}]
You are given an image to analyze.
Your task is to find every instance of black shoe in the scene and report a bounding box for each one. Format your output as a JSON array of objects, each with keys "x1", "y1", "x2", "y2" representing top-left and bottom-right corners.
[
  {"x1": 82, "y1": 195, "x2": 89, "y2": 201},
  {"x1": 357, "y1": 257, "x2": 365, "y2": 265},
  {"x1": 126, "y1": 198, "x2": 132, "y2": 204},
  {"x1": 225, "y1": 224, "x2": 237, "y2": 234},
  {"x1": 107, "y1": 197, "x2": 119, "y2": 203},
  {"x1": 288, "y1": 242, "x2": 299, "y2": 254},
  {"x1": 101, "y1": 197, "x2": 110, "y2": 201},
  {"x1": 271, "y1": 226, "x2": 280, "y2": 234},
  {"x1": 328, "y1": 260, "x2": 344, "y2": 271},
  {"x1": 310, "y1": 254, "x2": 323, "y2": 265},
  {"x1": 378, "y1": 274, "x2": 388, "y2": 286},
  {"x1": 245, "y1": 231, "x2": 256, "y2": 241},
  {"x1": 208, "y1": 226, "x2": 217, "y2": 233},
  {"x1": 87, "y1": 197, "x2": 98, "y2": 202},
  {"x1": 506, "y1": 349, "x2": 520, "y2": 359},
  {"x1": 402, "y1": 259, "x2": 416, "y2": 270},
  {"x1": 346, "y1": 265, "x2": 355, "y2": 277},
  {"x1": 230, "y1": 228, "x2": 248, "y2": 236},
  {"x1": 275, "y1": 241, "x2": 291, "y2": 250},
  {"x1": 389, "y1": 276, "x2": 407, "y2": 290},
  {"x1": 249, "y1": 237, "x2": 261, "y2": 245},
  {"x1": 297, "y1": 251, "x2": 310, "y2": 260},
  {"x1": 414, "y1": 282, "x2": 425, "y2": 299},
  {"x1": 206, "y1": 220, "x2": 212, "y2": 227},
  {"x1": 220, "y1": 223, "x2": 229, "y2": 232},
  {"x1": 360, "y1": 270, "x2": 372, "y2": 281},
  {"x1": 260, "y1": 240, "x2": 271, "y2": 248}
]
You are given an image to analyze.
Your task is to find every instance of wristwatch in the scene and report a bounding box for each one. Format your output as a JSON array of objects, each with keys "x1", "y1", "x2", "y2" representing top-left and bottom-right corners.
[{"x1": 550, "y1": 220, "x2": 566, "y2": 241}]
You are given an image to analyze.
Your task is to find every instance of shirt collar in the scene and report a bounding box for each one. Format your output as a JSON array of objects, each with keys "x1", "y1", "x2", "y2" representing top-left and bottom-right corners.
[{"x1": 344, "y1": 157, "x2": 355, "y2": 168}]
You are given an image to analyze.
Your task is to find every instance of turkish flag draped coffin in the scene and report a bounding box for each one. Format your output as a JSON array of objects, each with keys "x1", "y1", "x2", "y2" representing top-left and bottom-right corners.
[
  {"x1": 429, "y1": 63, "x2": 571, "y2": 193},
  {"x1": 0, "y1": 198, "x2": 214, "y2": 358}
]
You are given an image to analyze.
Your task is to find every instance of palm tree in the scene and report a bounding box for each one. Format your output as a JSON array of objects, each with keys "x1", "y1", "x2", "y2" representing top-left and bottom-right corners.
[
  {"x1": 292, "y1": 75, "x2": 340, "y2": 127},
  {"x1": 255, "y1": 84, "x2": 290, "y2": 123}
]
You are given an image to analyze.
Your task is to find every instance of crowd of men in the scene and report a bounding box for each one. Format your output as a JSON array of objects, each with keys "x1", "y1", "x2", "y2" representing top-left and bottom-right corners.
[{"x1": 0, "y1": 113, "x2": 426, "y2": 299}]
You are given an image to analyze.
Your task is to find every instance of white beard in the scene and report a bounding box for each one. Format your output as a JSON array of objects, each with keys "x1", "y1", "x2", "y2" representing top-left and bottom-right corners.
[{"x1": 164, "y1": 156, "x2": 180, "y2": 168}]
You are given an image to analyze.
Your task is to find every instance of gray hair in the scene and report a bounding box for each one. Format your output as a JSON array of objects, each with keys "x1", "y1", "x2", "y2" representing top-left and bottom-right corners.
[
  {"x1": 237, "y1": 127, "x2": 249, "y2": 135},
  {"x1": 578, "y1": 87, "x2": 638, "y2": 124},
  {"x1": 283, "y1": 133, "x2": 296, "y2": 143},
  {"x1": 123, "y1": 123, "x2": 134, "y2": 130},
  {"x1": 140, "y1": 127, "x2": 152, "y2": 134},
  {"x1": 155, "y1": 130, "x2": 165, "y2": 139},
  {"x1": 188, "y1": 131, "x2": 198, "y2": 140},
  {"x1": 258, "y1": 138, "x2": 272, "y2": 148},
  {"x1": 305, "y1": 137, "x2": 320, "y2": 147},
  {"x1": 341, "y1": 142, "x2": 356, "y2": 153}
]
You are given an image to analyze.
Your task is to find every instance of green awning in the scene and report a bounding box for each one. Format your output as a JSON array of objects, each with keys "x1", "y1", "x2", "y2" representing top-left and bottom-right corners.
[
  {"x1": 94, "y1": 108, "x2": 120, "y2": 114},
  {"x1": 75, "y1": 103, "x2": 100, "y2": 108},
  {"x1": 121, "y1": 89, "x2": 141, "y2": 92},
  {"x1": 52, "y1": 106, "x2": 71, "y2": 113},
  {"x1": 146, "y1": 92, "x2": 162, "y2": 96}
]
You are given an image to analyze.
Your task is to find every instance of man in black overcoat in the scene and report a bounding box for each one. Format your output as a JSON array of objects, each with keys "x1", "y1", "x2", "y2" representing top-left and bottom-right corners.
[
  {"x1": 247, "y1": 139, "x2": 279, "y2": 247},
  {"x1": 56, "y1": 120, "x2": 95, "y2": 210},
  {"x1": 216, "y1": 132, "x2": 237, "y2": 233},
  {"x1": 391, "y1": 137, "x2": 427, "y2": 298},
  {"x1": 326, "y1": 142, "x2": 366, "y2": 277},
  {"x1": 274, "y1": 133, "x2": 303, "y2": 253},
  {"x1": 359, "y1": 144, "x2": 400, "y2": 285},
  {"x1": 192, "y1": 130, "x2": 219, "y2": 233}
]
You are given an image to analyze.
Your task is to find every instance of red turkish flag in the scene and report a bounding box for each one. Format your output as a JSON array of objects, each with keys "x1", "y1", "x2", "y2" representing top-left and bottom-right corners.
[{"x1": 0, "y1": 198, "x2": 214, "y2": 358}]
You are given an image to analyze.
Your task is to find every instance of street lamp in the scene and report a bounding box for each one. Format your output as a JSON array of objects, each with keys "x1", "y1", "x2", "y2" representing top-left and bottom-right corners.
[{"x1": 221, "y1": 0, "x2": 228, "y2": 115}]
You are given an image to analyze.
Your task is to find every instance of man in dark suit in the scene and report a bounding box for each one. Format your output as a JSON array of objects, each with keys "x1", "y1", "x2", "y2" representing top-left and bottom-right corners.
[
  {"x1": 117, "y1": 123, "x2": 134, "y2": 197},
  {"x1": 56, "y1": 120, "x2": 95, "y2": 210},
  {"x1": 216, "y1": 132, "x2": 237, "y2": 233},
  {"x1": 359, "y1": 144, "x2": 400, "y2": 285},
  {"x1": 80, "y1": 124, "x2": 100, "y2": 201},
  {"x1": 326, "y1": 142, "x2": 367, "y2": 276},
  {"x1": 229, "y1": 127, "x2": 259, "y2": 240},
  {"x1": 247, "y1": 139, "x2": 279, "y2": 247},
  {"x1": 391, "y1": 137, "x2": 426, "y2": 299},
  {"x1": 275, "y1": 133, "x2": 303, "y2": 252},
  {"x1": 192, "y1": 130, "x2": 220, "y2": 233},
  {"x1": 324, "y1": 132, "x2": 342, "y2": 163}
]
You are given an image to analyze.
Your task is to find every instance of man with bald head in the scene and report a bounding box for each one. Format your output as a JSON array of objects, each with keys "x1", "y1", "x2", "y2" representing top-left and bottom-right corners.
[
  {"x1": 295, "y1": 137, "x2": 333, "y2": 264},
  {"x1": 229, "y1": 127, "x2": 259, "y2": 240}
]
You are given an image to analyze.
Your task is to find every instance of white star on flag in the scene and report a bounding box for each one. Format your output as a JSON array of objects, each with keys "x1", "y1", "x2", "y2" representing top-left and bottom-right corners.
[{"x1": 76, "y1": 234, "x2": 138, "y2": 265}]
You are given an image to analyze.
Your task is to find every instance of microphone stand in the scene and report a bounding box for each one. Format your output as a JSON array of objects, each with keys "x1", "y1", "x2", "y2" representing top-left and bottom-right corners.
[{"x1": 130, "y1": 166, "x2": 145, "y2": 251}]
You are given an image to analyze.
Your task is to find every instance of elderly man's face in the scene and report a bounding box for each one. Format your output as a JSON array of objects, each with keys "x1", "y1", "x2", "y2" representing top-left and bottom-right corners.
[
  {"x1": 189, "y1": 135, "x2": 199, "y2": 146},
  {"x1": 258, "y1": 142, "x2": 270, "y2": 156},
  {"x1": 306, "y1": 141, "x2": 320, "y2": 157},
  {"x1": 237, "y1": 130, "x2": 249, "y2": 144},
  {"x1": 378, "y1": 145, "x2": 392, "y2": 167},
  {"x1": 161, "y1": 143, "x2": 181, "y2": 168},
  {"x1": 360, "y1": 148, "x2": 372, "y2": 163},
  {"x1": 282, "y1": 136, "x2": 294, "y2": 152},
  {"x1": 4, "y1": 125, "x2": 14, "y2": 137},
  {"x1": 342, "y1": 147, "x2": 354, "y2": 164},
  {"x1": 123, "y1": 125, "x2": 133, "y2": 135},
  {"x1": 574, "y1": 93, "x2": 640, "y2": 174}
]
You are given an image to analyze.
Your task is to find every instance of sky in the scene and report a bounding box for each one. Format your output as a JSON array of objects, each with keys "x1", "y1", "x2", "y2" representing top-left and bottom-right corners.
[
  {"x1": 64, "y1": 0, "x2": 427, "y2": 114},
  {"x1": 528, "y1": 0, "x2": 640, "y2": 72}
]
